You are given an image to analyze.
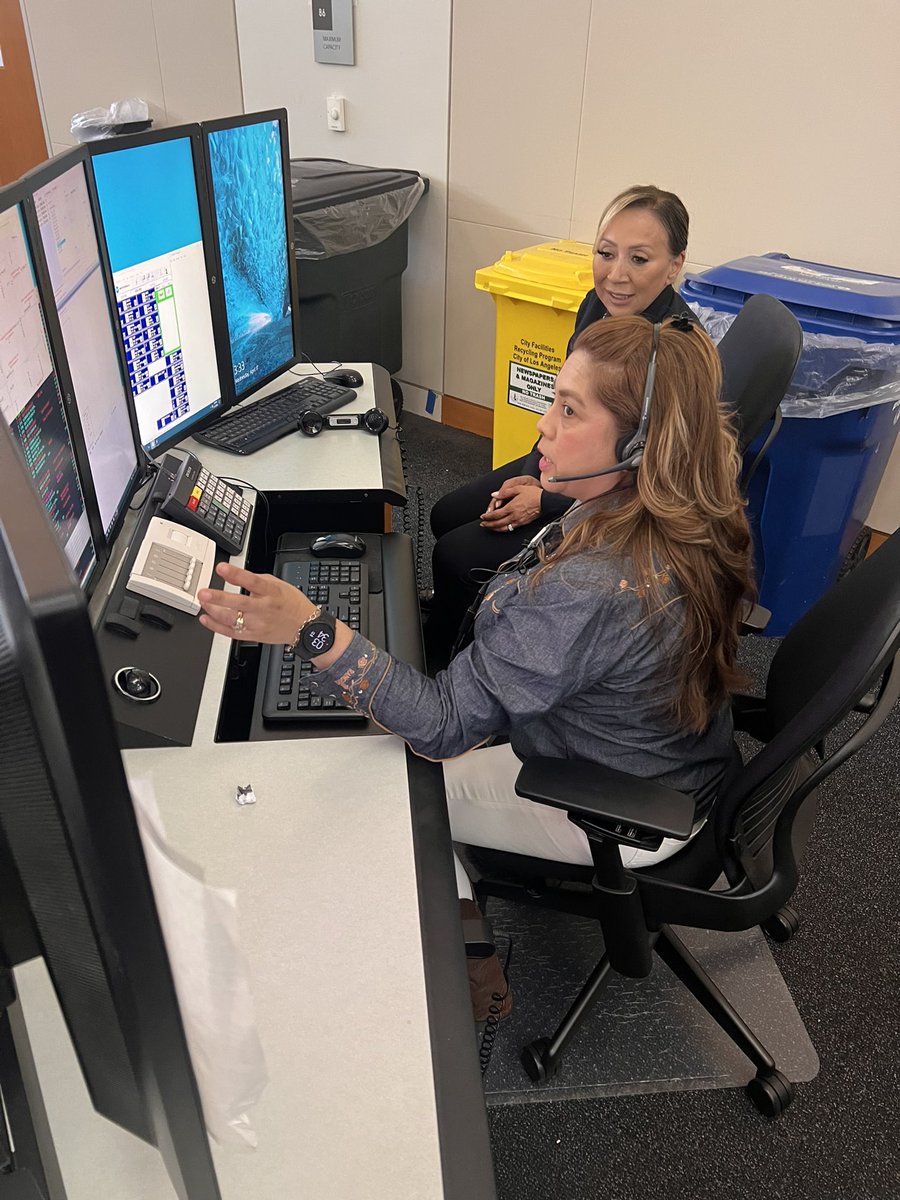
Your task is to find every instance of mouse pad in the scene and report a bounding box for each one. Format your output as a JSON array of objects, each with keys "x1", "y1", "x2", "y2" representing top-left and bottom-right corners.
[{"x1": 479, "y1": 897, "x2": 819, "y2": 1105}]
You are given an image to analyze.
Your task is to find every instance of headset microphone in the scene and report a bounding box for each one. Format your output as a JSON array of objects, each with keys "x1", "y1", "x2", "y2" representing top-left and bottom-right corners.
[{"x1": 547, "y1": 451, "x2": 642, "y2": 484}]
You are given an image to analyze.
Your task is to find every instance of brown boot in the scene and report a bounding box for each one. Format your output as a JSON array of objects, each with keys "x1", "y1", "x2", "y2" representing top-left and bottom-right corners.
[{"x1": 460, "y1": 899, "x2": 513, "y2": 1022}]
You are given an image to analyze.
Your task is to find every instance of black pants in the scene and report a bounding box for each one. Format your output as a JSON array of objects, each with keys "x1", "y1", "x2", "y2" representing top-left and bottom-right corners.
[{"x1": 424, "y1": 454, "x2": 546, "y2": 667}]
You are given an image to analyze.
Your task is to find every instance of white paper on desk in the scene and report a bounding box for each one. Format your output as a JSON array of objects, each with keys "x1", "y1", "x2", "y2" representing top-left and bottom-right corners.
[{"x1": 130, "y1": 776, "x2": 268, "y2": 1150}]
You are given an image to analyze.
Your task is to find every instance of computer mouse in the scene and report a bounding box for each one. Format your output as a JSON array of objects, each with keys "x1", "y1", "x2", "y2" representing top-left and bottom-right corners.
[
  {"x1": 322, "y1": 368, "x2": 364, "y2": 389},
  {"x1": 310, "y1": 532, "x2": 367, "y2": 558}
]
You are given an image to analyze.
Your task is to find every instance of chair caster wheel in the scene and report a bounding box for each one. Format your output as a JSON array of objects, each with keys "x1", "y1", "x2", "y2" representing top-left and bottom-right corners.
[
  {"x1": 762, "y1": 905, "x2": 801, "y2": 943},
  {"x1": 521, "y1": 1038, "x2": 556, "y2": 1083},
  {"x1": 746, "y1": 1068, "x2": 794, "y2": 1118}
]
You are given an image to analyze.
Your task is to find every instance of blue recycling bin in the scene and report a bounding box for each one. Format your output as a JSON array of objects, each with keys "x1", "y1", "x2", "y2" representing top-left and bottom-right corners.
[{"x1": 682, "y1": 253, "x2": 900, "y2": 636}]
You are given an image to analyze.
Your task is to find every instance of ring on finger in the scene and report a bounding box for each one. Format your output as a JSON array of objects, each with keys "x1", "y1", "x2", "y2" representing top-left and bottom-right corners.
[
  {"x1": 507, "y1": 523, "x2": 514, "y2": 533},
  {"x1": 233, "y1": 610, "x2": 245, "y2": 634}
]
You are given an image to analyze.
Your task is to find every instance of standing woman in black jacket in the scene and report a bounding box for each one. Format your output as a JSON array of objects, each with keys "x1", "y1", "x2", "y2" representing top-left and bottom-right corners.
[{"x1": 425, "y1": 184, "x2": 695, "y2": 667}]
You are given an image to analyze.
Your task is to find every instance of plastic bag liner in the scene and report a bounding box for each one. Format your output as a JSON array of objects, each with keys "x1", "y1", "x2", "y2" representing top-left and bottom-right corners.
[
  {"x1": 689, "y1": 302, "x2": 900, "y2": 420},
  {"x1": 70, "y1": 98, "x2": 151, "y2": 142},
  {"x1": 131, "y1": 776, "x2": 268, "y2": 1150},
  {"x1": 290, "y1": 158, "x2": 425, "y2": 259}
]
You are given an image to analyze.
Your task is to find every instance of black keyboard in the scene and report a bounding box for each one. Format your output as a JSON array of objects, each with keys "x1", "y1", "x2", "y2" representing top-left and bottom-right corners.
[
  {"x1": 194, "y1": 377, "x2": 357, "y2": 455},
  {"x1": 261, "y1": 558, "x2": 369, "y2": 722}
]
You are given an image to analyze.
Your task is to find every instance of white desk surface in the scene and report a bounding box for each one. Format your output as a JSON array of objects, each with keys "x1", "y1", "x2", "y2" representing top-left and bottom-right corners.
[
  {"x1": 15, "y1": 738, "x2": 443, "y2": 1200},
  {"x1": 15, "y1": 402, "x2": 495, "y2": 1200},
  {"x1": 182, "y1": 362, "x2": 393, "y2": 495}
]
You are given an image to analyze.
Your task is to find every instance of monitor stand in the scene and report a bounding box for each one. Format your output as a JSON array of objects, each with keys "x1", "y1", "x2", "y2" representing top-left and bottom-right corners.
[{"x1": 0, "y1": 969, "x2": 67, "y2": 1200}]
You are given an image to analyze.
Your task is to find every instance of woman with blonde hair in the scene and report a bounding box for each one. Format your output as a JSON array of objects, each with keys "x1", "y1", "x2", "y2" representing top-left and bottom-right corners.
[
  {"x1": 197, "y1": 315, "x2": 753, "y2": 884},
  {"x1": 424, "y1": 184, "x2": 696, "y2": 667}
]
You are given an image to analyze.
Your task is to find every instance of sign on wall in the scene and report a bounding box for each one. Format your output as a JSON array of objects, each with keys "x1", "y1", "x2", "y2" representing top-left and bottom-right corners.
[{"x1": 312, "y1": 0, "x2": 355, "y2": 65}]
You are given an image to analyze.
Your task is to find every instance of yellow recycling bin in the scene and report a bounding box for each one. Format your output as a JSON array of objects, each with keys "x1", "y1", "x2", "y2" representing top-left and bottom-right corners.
[{"x1": 475, "y1": 240, "x2": 593, "y2": 467}]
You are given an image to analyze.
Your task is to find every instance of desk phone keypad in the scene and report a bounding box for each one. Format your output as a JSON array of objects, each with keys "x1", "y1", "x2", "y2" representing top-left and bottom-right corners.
[
  {"x1": 157, "y1": 452, "x2": 252, "y2": 556},
  {"x1": 261, "y1": 559, "x2": 369, "y2": 723}
]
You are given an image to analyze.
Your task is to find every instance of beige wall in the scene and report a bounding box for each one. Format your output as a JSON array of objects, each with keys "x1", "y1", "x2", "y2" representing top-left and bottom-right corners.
[
  {"x1": 21, "y1": 0, "x2": 243, "y2": 155},
  {"x1": 445, "y1": 0, "x2": 900, "y2": 529},
  {"x1": 234, "y1": 0, "x2": 451, "y2": 397}
]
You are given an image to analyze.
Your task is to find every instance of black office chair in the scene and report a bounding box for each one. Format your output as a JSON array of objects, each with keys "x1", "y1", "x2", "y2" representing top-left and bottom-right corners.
[
  {"x1": 717, "y1": 292, "x2": 803, "y2": 486},
  {"x1": 470, "y1": 529, "x2": 900, "y2": 1117}
]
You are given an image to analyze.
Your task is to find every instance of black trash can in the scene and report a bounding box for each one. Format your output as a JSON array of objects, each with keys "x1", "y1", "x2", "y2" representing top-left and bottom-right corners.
[{"x1": 289, "y1": 159, "x2": 427, "y2": 377}]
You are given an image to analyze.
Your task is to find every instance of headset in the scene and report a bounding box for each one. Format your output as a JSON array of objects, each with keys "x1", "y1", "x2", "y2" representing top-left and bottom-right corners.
[
  {"x1": 548, "y1": 319, "x2": 668, "y2": 484},
  {"x1": 298, "y1": 407, "x2": 390, "y2": 437}
]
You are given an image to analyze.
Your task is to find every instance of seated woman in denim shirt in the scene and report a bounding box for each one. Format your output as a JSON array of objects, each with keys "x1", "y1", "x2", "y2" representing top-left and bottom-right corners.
[{"x1": 198, "y1": 315, "x2": 753, "y2": 895}]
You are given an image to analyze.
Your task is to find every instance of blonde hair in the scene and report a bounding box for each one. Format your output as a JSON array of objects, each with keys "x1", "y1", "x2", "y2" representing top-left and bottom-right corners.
[
  {"x1": 541, "y1": 316, "x2": 753, "y2": 733},
  {"x1": 595, "y1": 185, "x2": 689, "y2": 258}
]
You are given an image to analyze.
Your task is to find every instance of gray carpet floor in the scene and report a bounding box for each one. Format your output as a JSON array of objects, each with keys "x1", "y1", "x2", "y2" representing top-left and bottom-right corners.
[{"x1": 396, "y1": 412, "x2": 900, "y2": 1200}]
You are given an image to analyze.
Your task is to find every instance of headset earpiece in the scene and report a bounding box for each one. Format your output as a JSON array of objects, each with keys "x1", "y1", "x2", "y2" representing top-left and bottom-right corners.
[
  {"x1": 297, "y1": 407, "x2": 389, "y2": 437},
  {"x1": 299, "y1": 409, "x2": 325, "y2": 436}
]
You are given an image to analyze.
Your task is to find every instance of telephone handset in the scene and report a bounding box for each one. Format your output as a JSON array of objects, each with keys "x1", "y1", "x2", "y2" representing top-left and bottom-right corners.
[
  {"x1": 151, "y1": 452, "x2": 252, "y2": 556},
  {"x1": 126, "y1": 516, "x2": 216, "y2": 616}
]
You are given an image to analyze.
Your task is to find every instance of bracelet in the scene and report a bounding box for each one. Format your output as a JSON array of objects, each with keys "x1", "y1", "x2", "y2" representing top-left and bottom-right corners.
[{"x1": 286, "y1": 604, "x2": 323, "y2": 654}]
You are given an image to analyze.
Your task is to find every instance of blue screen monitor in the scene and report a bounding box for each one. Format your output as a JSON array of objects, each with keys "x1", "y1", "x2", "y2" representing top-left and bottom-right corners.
[
  {"x1": 26, "y1": 148, "x2": 141, "y2": 545},
  {"x1": 0, "y1": 192, "x2": 100, "y2": 589},
  {"x1": 89, "y1": 127, "x2": 225, "y2": 456},
  {"x1": 202, "y1": 110, "x2": 300, "y2": 400}
]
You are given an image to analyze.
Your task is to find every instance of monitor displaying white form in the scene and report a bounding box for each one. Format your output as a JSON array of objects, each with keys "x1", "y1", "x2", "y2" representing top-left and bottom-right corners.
[
  {"x1": 31, "y1": 156, "x2": 140, "y2": 541},
  {"x1": 0, "y1": 200, "x2": 98, "y2": 587},
  {"x1": 91, "y1": 132, "x2": 223, "y2": 455},
  {"x1": 204, "y1": 110, "x2": 299, "y2": 399}
]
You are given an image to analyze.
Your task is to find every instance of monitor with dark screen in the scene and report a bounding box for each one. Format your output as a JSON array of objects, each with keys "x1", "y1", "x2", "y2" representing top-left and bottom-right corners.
[
  {"x1": 202, "y1": 110, "x2": 300, "y2": 400},
  {"x1": 0, "y1": 416, "x2": 221, "y2": 1200},
  {"x1": 27, "y1": 148, "x2": 140, "y2": 545},
  {"x1": 90, "y1": 127, "x2": 224, "y2": 456},
  {"x1": 0, "y1": 191, "x2": 100, "y2": 589}
]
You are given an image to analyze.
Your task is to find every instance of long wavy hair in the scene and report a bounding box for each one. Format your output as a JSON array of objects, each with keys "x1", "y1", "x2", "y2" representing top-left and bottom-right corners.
[{"x1": 540, "y1": 316, "x2": 754, "y2": 733}]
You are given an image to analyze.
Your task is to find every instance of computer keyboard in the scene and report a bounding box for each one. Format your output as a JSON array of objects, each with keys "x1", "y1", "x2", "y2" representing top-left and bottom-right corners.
[
  {"x1": 261, "y1": 557, "x2": 369, "y2": 722},
  {"x1": 194, "y1": 377, "x2": 357, "y2": 455}
]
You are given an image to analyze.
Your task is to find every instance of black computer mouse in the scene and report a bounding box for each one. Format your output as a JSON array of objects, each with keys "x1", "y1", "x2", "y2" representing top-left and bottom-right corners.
[
  {"x1": 322, "y1": 368, "x2": 364, "y2": 389},
  {"x1": 310, "y1": 532, "x2": 367, "y2": 558}
]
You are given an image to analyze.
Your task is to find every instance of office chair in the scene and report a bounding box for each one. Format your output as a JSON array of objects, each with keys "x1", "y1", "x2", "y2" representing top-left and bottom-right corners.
[
  {"x1": 717, "y1": 292, "x2": 803, "y2": 487},
  {"x1": 469, "y1": 529, "x2": 900, "y2": 1117}
]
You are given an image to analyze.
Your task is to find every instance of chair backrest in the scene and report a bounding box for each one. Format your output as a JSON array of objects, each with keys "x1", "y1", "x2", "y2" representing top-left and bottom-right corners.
[
  {"x1": 717, "y1": 293, "x2": 803, "y2": 453},
  {"x1": 717, "y1": 530, "x2": 900, "y2": 862}
]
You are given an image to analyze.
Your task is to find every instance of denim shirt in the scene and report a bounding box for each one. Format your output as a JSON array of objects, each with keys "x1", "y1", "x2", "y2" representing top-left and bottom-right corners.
[{"x1": 316, "y1": 503, "x2": 734, "y2": 811}]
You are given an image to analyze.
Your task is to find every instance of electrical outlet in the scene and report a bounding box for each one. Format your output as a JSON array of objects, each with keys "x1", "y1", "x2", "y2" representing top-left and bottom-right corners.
[{"x1": 326, "y1": 96, "x2": 346, "y2": 132}]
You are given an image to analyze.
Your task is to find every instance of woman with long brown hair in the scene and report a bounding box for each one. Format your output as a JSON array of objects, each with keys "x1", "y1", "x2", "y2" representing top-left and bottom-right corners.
[
  {"x1": 197, "y1": 316, "x2": 753, "y2": 881},
  {"x1": 424, "y1": 183, "x2": 696, "y2": 668}
]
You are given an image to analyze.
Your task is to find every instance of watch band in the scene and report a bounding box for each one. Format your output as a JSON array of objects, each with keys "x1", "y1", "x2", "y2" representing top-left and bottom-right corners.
[{"x1": 287, "y1": 604, "x2": 323, "y2": 655}]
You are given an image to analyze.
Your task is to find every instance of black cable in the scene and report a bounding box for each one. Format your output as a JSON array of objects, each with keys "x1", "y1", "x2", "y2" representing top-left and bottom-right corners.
[
  {"x1": 289, "y1": 351, "x2": 344, "y2": 380},
  {"x1": 479, "y1": 937, "x2": 513, "y2": 1078},
  {"x1": 127, "y1": 462, "x2": 160, "y2": 510}
]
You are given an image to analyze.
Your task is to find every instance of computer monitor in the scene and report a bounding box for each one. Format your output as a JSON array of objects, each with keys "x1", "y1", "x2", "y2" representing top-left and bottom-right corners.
[
  {"x1": 89, "y1": 126, "x2": 225, "y2": 457},
  {"x1": 202, "y1": 109, "x2": 300, "y2": 401},
  {"x1": 24, "y1": 146, "x2": 141, "y2": 547},
  {"x1": 0, "y1": 185, "x2": 102, "y2": 591},
  {"x1": 0, "y1": 417, "x2": 221, "y2": 1200}
]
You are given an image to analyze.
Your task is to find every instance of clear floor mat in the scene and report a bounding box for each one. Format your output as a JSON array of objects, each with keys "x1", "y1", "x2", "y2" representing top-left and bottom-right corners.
[{"x1": 480, "y1": 898, "x2": 819, "y2": 1106}]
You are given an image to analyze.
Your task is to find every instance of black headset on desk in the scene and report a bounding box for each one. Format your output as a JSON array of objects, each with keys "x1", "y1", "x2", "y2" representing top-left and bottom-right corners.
[{"x1": 298, "y1": 407, "x2": 390, "y2": 437}]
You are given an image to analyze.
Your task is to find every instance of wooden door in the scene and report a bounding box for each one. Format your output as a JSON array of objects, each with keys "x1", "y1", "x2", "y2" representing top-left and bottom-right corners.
[{"x1": 0, "y1": 0, "x2": 48, "y2": 185}]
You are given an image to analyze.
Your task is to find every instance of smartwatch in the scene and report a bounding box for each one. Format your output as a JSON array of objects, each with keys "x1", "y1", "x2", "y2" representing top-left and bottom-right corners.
[{"x1": 295, "y1": 606, "x2": 338, "y2": 658}]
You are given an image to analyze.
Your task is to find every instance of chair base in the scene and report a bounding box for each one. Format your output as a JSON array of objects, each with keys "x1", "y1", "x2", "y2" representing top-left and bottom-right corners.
[{"x1": 518, "y1": 921, "x2": 795, "y2": 1118}]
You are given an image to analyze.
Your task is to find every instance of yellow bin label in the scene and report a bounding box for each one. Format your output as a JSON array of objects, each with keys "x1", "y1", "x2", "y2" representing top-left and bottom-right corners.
[{"x1": 476, "y1": 241, "x2": 593, "y2": 466}]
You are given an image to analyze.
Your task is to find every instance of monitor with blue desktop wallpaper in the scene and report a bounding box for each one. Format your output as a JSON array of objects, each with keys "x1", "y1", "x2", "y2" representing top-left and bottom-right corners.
[
  {"x1": 90, "y1": 127, "x2": 224, "y2": 456},
  {"x1": 0, "y1": 192, "x2": 100, "y2": 589},
  {"x1": 203, "y1": 110, "x2": 299, "y2": 400},
  {"x1": 27, "y1": 149, "x2": 141, "y2": 545}
]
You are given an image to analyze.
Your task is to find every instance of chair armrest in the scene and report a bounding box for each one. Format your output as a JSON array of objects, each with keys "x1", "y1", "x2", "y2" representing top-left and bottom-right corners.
[
  {"x1": 739, "y1": 599, "x2": 772, "y2": 634},
  {"x1": 514, "y1": 757, "x2": 696, "y2": 841}
]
